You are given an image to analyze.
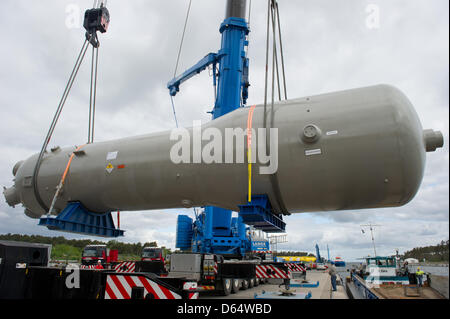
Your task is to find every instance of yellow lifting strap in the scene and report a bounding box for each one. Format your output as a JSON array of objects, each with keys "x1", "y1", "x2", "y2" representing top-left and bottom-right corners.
[{"x1": 246, "y1": 105, "x2": 256, "y2": 202}]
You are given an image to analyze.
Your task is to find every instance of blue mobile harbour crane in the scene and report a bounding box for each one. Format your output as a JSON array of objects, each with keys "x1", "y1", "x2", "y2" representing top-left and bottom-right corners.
[
  {"x1": 316, "y1": 244, "x2": 322, "y2": 263},
  {"x1": 166, "y1": 0, "x2": 295, "y2": 296}
]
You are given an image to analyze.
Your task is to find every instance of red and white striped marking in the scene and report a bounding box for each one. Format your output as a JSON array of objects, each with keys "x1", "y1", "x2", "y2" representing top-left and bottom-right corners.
[
  {"x1": 188, "y1": 292, "x2": 199, "y2": 299},
  {"x1": 80, "y1": 265, "x2": 95, "y2": 269},
  {"x1": 113, "y1": 262, "x2": 136, "y2": 273},
  {"x1": 255, "y1": 264, "x2": 290, "y2": 279},
  {"x1": 253, "y1": 251, "x2": 272, "y2": 254},
  {"x1": 214, "y1": 262, "x2": 218, "y2": 275},
  {"x1": 183, "y1": 282, "x2": 198, "y2": 290},
  {"x1": 105, "y1": 274, "x2": 181, "y2": 299},
  {"x1": 286, "y1": 263, "x2": 306, "y2": 272}
]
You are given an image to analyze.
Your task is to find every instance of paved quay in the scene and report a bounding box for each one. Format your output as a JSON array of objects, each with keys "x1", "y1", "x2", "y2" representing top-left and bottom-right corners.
[{"x1": 200, "y1": 270, "x2": 348, "y2": 299}]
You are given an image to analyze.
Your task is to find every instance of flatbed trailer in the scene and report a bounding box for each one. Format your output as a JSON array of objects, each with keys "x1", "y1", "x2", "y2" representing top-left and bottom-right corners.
[
  {"x1": 78, "y1": 253, "x2": 298, "y2": 297},
  {"x1": 0, "y1": 240, "x2": 307, "y2": 299},
  {"x1": 81, "y1": 259, "x2": 167, "y2": 275},
  {"x1": 14, "y1": 261, "x2": 291, "y2": 300},
  {"x1": 10, "y1": 266, "x2": 199, "y2": 300},
  {"x1": 166, "y1": 253, "x2": 295, "y2": 296}
]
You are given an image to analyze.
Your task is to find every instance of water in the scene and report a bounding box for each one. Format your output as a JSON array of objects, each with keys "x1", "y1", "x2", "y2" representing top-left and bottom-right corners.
[
  {"x1": 335, "y1": 262, "x2": 358, "y2": 279},
  {"x1": 334, "y1": 262, "x2": 449, "y2": 278},
  {"x1": 334, "y1": 262, "x2": 448, "y2": 299},
  {"x1": 407, "y1": 265, "x2": 449, "y2": 277}
]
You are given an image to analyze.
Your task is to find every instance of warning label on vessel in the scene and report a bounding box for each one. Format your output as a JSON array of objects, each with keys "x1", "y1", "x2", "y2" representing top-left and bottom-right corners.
[
  {"x1": 106, "y1": 163, "x2": 114, "y2": 173},
  {"x1": 106, "y1": 151, "x2": 118, "y2": 161}
]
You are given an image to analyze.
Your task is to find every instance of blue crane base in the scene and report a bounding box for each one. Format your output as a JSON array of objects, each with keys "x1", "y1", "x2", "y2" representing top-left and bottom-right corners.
[
  {"x1": 38, "y1": 201, "x2": 124, "y2": 238},
  {"x1": 238, "y1": 195, "x2": 286, "y2": 233}
]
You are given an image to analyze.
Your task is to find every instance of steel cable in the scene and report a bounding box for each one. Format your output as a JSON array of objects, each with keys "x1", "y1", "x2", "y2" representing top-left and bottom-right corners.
[
  {"x1": 88, "y1": 42, "x2": 100, "y2": 143},
  {"x1": 174, "y1": 0, "x2": 193, "y2": 78},
  {"x1": 32, "y1": 36, "x2": 92, "y2": 213},
  {"x1": 275, "y1": 2, "x2": 287, "y2": 100},
  {"x1": 88, "y1": 45, "x2": 95, "y2": 143},
  {"x1": 263, "y1": 0, "x2": 271, "y2": 130},
  {"x1": 270, "y1": 2, "x2": 281, "y2": 101},
  {"x1": 262, "y1": 0, "x2": 288, "y2": 215},
  {"x1": 91, "y1": 45, "x2": 99, "y2": 143},
  {"x1": 169, "y1": 0, "x2": 193, "y2": 128}
]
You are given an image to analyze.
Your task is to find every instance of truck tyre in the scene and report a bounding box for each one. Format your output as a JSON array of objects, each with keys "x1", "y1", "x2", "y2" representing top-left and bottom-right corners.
[
  {"x1": 249, "y1": 277, "x2": 255, "y2": 288},
  {"x1": 241, "y1": 279, "x2": 249, "y2": 290},
  {"x1": 221, "y1": 278, "x2": 232, "y2": 296},
  {"x1": 231, "y1": 279, "x2": 240, "y2": 294},
  {"x1": 255, "y1": 277, "x2": 260, "y2": 286}
]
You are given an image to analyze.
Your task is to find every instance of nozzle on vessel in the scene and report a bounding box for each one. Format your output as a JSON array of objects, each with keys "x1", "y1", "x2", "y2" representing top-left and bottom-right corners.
[
  {"x1": 3, "y1": 186, "x2": 20, "y2": 207},
  {"x1": 423, "y1": 129, "x2": 444, "y2": 152}
]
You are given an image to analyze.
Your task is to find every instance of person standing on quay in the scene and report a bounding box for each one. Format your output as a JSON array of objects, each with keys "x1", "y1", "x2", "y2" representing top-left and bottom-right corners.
[{"x1": 328, "y1": 264, "x2": 337, "y2": 291}]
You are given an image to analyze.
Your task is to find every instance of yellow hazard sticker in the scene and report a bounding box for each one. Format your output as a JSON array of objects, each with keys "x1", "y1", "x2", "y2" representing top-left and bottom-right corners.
[{"x1": 106, "y1": 163, "x2": 114, "y2": 173}]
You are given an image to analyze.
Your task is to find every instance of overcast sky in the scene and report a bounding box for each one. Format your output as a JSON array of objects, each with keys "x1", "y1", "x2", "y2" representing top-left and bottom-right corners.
[{"x1": 0, "y1": 0, "x2": 448, "y2": 261}]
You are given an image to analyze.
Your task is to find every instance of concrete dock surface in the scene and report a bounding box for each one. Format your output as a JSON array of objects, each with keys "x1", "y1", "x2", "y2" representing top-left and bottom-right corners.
[{"x1": 200, "y1": 270, "x2": 348, "y2": 299}]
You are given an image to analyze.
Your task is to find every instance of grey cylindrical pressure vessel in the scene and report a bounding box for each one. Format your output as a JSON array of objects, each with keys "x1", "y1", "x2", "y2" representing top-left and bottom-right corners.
[{"x1": 3, "y1": 85, "x2": 443, "y2": 218}]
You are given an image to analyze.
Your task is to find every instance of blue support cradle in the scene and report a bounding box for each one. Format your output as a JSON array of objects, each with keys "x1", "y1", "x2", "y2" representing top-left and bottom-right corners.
[
  {"x1": 238, "y1": 195, "x2": 286, "y2": 233},
  {"x1": 38, "y1": 202, "x2": 124, "y2": 237}
]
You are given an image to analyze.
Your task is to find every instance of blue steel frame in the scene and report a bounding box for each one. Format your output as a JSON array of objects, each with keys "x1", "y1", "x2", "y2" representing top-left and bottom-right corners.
[
  {"x1": 238, "y1": 195, "x2": 286, "y2": 233},
  {"x1": 39, "y1": 202, "x2": 124, "y2": 237},
  {"x1": 167, "y1": 17, "x2": 249, "y2": 111}
]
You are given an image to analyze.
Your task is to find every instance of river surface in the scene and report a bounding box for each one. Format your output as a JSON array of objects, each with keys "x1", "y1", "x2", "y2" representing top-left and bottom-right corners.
[{"x1": 335, "y1": 262, "x2": 449, "y2": 278}]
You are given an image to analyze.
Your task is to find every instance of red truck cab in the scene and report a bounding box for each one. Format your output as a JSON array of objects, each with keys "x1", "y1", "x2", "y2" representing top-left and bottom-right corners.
[
  {"x1": 141, "y1": 247, "x2": 165, "y2": 263},
  {"x1": 81, "y1": 245, "x2": 118, "y2": 266}
]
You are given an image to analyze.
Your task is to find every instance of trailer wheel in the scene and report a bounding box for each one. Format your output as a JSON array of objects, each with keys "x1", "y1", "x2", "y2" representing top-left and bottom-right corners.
[
  {"x1": 249, "y1": 277, "x2": 255, "y2": 288},
  {"x1": 231, "y1": 279, "x2": 240, "y2": 294},
  {"x1": 144, "y1": 292, "x2": 155, "y2": 299},
  {"x1": 220, "y1": 278, "x2": 232, "y2": 296},
  {"x1": 241, "y1": 279, "x2": 249, "y2": 290}
]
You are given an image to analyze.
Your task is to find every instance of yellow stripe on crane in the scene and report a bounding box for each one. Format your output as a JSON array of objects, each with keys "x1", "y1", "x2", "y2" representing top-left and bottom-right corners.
[{"x1": 247, "y1": 105, "x2": 256, "y2": 203}]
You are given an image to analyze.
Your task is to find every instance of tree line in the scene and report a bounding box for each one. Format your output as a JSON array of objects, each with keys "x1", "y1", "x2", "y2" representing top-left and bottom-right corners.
[
  {"x1": 402, "y1": 240, "x2": 449, "y2": 262},
  {"x1": 0, "y1": 233, "x2": 162, "y2": 257}
]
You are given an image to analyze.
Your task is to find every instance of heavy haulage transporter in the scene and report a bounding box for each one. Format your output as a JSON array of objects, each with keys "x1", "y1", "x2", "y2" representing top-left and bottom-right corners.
[{"x1": 1, "y1": 0, "x2": 444, "y2": 299}]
